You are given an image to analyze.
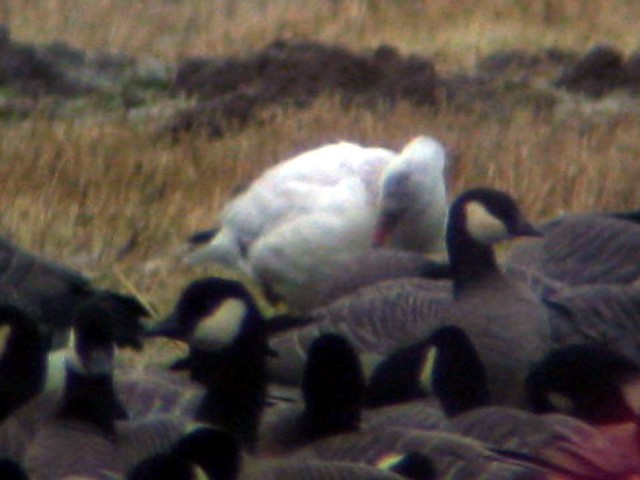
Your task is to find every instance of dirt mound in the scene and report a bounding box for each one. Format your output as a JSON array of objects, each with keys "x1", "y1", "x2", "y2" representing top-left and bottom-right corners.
[
  {"x1": 169, "y1": 41, "x2": 640, "y2": 137},
  {"x1": 1, "y1": 27, "x2": 640, "y2": 136},
  {"x1": 170, "y1": 40, "x2": 437, "y2": 137},
  {"x1": 555, "y1": 44, "x2": 640, "y2": 97}
]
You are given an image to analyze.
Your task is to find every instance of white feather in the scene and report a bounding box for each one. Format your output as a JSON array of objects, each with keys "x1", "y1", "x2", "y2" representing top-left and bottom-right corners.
[{"x1": 188, "y1": 136, "x2": 449, "y2": 301}]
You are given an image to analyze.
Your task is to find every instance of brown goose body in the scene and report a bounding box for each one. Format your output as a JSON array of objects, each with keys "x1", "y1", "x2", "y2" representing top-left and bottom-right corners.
[
  {"x1": 542, "y1": 283, "x2": 640, "y2": 365},
  {"x1": 22, "y1": 414, "x2": 184, "y2": 480},
  {"x1": 242, "y1": 460, "x2": 420, "y2": 480},
  {"x1": 268, "y1": 274, "x2": 549, "y2": 405},
  {"x1": 289, "y1": 427, "x2": 550, "y2": 480},
  {"x1": 282, "y1": 249, "x2": 449, "y2": 312},
  {"x1": 449, "y1": 406, "x2": 640, "y2": 478},
  {"x1": 506, "y1": 212, "x2": 640, "y2": 286},
  {"x1": 362, "y1": 400, "x2": 450, "y2": 433}
]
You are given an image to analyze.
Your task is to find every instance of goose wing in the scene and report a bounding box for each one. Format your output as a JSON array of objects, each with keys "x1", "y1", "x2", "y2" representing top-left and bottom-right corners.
[
  {"x1": 283, "y1": 249, "x2": 450, "y2": 311},
  {"x1": 544, "y1": 283, "x2": 640, "y2": 363},
  {"x1": 506, "y1": 213, "x2": 640, "y2": 286},
  {"x1": 451, "y1": 407, "x2": 640, "y2": 478},
  {"x1": 267, "y1": 279, "x2": 450, "y2": 385},
  {"x1": 291, "y1": 427, "x2": 549, "y2": 479}
]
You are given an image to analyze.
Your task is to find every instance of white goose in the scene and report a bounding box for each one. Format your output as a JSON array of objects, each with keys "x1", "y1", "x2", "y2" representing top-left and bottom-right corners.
[{"x1": 188, "y1": 136, "x2": 449, "y2": 303}]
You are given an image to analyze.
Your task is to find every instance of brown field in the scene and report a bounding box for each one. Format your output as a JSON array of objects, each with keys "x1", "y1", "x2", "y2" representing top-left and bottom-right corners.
[{"x1": 1, "y1": 0, "x2": 639, "y2": 319}]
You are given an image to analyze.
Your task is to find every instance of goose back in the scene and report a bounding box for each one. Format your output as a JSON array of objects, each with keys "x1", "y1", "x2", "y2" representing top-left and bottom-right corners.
[
  {"x1": 290, "y1": 427, "x2": 550, "y2": 480},
  {"x1": 544, "y1": 283, "x2": 640, "y2": 364},
  {"x1": 450, "y1": 406, "x2": 640, "y2": 477},
  {"x1": 506, "y1": 213, "x2": 640, "y2": 286}
]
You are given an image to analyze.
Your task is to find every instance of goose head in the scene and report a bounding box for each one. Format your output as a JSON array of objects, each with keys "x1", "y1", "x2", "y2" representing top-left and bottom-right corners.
[
  {"x1": 147, "y1": 277, "x2": 258, "y2": 341},
  {"x1": 447, "y1": 188, "x2": 540, "y2": 287},
  {"x1": 300, "y1": 333, "x2": 366, "y2": 440},
  {"x1": 374, "y1": 136, "x2": 448, "y2": 251},
  {"x1": 365, "y1": 325, "x2": 489, "y2": 416},
  {"x1": 527, "y1": 344, "x2": 640, "y2": 425}
]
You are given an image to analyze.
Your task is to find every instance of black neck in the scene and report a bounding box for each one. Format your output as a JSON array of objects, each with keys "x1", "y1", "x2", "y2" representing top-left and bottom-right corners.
[
  {"x1": 57, "y1": 366, "x2": 127, "y2": 436},
  {"x1": 0, "y1": 324, "x2": 49, "y2": 421},
  {"x1": 192, "y1": 346, "x2": 267, "y2": 452},
  {"x1": 610, "y1": 209, "x2": 640, "y2": 223},
  {"x1": 447, "y1": 223, "x2": 501, "y2": 296}
]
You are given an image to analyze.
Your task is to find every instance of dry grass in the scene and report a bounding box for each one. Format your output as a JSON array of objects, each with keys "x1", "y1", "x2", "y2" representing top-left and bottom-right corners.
[
  {"x1": 3, "y1": 0, "x2": 640, "y2": 68},
  {"x1": 1, "y1": 0, "x2": 639, "y2": 316}
]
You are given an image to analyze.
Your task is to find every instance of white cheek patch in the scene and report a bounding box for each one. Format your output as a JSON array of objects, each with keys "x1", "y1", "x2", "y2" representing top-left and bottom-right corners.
[
  {"x1": 375, "y1": 452, "x2": 405, "y2": 471},
  {"x1": 419, "y1": 346, "x2": 438, "y2": 394},
  {"x1": 547, "y1": 391, "x2": 575, "y2": 414},
  {"x1": 44, "y1": 349, "x2": 68, "y2": 394},
  {"x1": 621, "y1": 377, "x2": 640, "y2": 414},
  {"x1": 465, "y1": 201, "x2": 509, "y2": 245},
  {"x1": 193, "y1": 464, "x2": 210, "y2": 480},
  {"x1": 0, "y1": 325, "x2": 11, "y2": 358},
  {"x1": 192, "y1": 298, "x2": 246, "y2": 351}
]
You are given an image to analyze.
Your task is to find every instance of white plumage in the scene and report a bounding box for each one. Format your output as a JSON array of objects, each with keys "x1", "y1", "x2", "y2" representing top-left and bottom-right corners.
[{"x1": 188, "y1": 136, "x2": 449, "y2": 302}]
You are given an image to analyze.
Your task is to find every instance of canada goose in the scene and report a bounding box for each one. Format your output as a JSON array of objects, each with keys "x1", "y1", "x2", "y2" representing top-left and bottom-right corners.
[
  {"x1": 526, "y1": 344, "x2": 640, "y2": 424},
  {"x1": 124, "y1": 277, "x2": 307, "y2": 428},
  {"x1": 146, "y1": 277, "x2": 258, "y2": 339},
  {"x1": 288, "y1": 336, "x2": 627, "y2": 479},
  {"x1": 187, "y1": 137, "x2": 449, "y2": 300},
  {"x1": 362, "y1": 324, "x2": 640, "y2": 478},
  {"x1": 262, "y1": 328, "x2": 482, "y2": 454},
  {"x1": 0, "y1": 234, "x2": 149, "y2": 349},
  {"x1": 259, "y1": 333, "x2": 365, "y2": 455},
  {"x1": 365, "y1": 325, "x2": 489, "y2": 415},
  {"x1": 129, "y1": 424, "x2": 436, "y2": 480},
  {"x1": 268, "y1": 188, "x2": 550, "y2": 406},
  {"x1": 357, "y1": 325, "x2": 488, "y2": 435},
  {"x1": 161, "y1": 291, "x2": 271, "y2": 452},
  {"x1": 412, "y1": 326, "x2": 640, "y2": 478},
  {"x1": 505, "y1": 211, "x2": 640, "y2": 286},
  {"x1": 20, "y1": 302, "x2": 184, "y2": 480},
  {"x1": 146, "y1": 276, "x2": 305, "y2": 340}
]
